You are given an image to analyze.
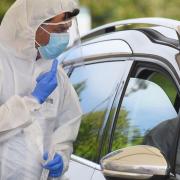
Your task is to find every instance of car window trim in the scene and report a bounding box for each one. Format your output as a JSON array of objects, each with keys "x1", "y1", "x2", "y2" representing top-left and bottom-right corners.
[
  {"x1": 70, "y1": 154, "x2": 101, "y2": 170},
  {"x1": 66, "y1": 56, "x2": 132, "y2": 77},
  {"x1": 133, "y1": 54, "x2": 180, "y2": 87},
  {"x1": 98, "y1": 61, "x2": 134, "y2": 161},
  {"x1": 108, "y1": 61, "x2": 136, "y2": 153}
]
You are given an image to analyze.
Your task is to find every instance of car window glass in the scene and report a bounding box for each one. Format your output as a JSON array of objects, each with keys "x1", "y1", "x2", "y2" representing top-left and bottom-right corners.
[
  {"x1": 70, "y1": 61, "x2": 126, "y2": 162},
  {"x1": 149, "y1": 72, "x2": 177, "y2": 104},
  {"x1": 112, "y1": 71, "x2": 179, "y2": 164}
]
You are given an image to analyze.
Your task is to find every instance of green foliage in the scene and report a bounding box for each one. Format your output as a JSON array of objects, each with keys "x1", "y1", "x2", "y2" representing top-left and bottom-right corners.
[
  {"x1": 74, "y1": 111, "x2": 105, "y2": 162},
  {"x1": 112, "y1": 108, "x2": 143, "y2": 151},
  {"x1": 74, "y1": 107, "x2": 143, "y2": 162},
  {"x1": 80, "y1": 0, "x2": 180, "y2": 28}
]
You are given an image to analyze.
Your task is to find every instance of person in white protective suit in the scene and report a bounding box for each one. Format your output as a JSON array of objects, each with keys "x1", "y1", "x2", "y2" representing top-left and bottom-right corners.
[{"x1": 0, "y1": 0, "x2": 82, "y2": 179}]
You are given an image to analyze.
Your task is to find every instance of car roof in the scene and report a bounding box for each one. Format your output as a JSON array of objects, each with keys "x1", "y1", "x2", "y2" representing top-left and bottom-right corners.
[
  {"x1": 61, "y1": 18, "x2": 180, "y2": 75},
  {"x1": 82, "y1": 17, "x2": 180, "y2": 42}
]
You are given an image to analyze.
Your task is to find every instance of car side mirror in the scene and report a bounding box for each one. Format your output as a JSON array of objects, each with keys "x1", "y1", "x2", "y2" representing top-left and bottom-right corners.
[{"x1": 100, "y1": 145, "x2": 170, "y2": 180}]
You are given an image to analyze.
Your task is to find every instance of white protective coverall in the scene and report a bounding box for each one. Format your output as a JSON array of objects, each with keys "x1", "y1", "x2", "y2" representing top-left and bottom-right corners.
[{"x1": 0, "y1": 0, "x2": 82, "y2": 179}]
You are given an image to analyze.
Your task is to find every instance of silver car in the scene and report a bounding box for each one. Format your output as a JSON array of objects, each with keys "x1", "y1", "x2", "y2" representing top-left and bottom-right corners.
[{"x1": 62, "y1": 18, "x2": 180, "y2": 180}]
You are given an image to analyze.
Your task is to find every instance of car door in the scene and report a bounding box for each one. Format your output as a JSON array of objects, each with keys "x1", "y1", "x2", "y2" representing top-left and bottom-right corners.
[
  {"x1": 108, "y1": 57, "x2": 180, "y2": 179},
  {"x1": 62, "y1": 39, "x2": 133, "y2": 180},
  {"x1": 65, "y1": 59, "x2": 133, "y2": 180}
]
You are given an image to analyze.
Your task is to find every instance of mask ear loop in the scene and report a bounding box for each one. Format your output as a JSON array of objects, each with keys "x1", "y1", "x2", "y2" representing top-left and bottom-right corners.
[
  {"x1": 42, "y1": 18, "x2": 73, "y2": 26},
  {"x1": 39, "y1": 26, "x2": 51, "y2": 35},
  {"x1": 35, "y1": 40, "x2": 41, "y2": 47},
  {"x1": 35, "y1": 26, "x2": 50, "y2": 47}
]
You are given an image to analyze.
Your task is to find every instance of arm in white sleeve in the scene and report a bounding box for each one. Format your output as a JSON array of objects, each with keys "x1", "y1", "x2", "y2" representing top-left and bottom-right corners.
[
  {"x1": 0, "y1": 95, "x2": 41, "y2": 132},
  {"x1": 52, "y1": 66, "x2": 82, "y2": 174},
  {"x1": 0, "y1": 62, "x2": 41, "y2": 133}
]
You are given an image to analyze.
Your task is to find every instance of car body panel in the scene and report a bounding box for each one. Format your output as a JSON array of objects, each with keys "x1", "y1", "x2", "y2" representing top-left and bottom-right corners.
[
  {"x1": 91, "y1": 170, "x2": 106, "y2": 180},
  {"x1": 65, "y1": 161, "x2": 95, "y2": 180},
  {"x1": 59, "y1": 18, "x2": 180, "y2": 180},
  {"x1": 64, "y1": 154, "x2": 105, "y2": 180},
  {"x1": 82, "y1": 29, "x2": 180, "y2": 76},
  {"x1": 62, "y1": 27, "x2": 180, "y2": 79}
]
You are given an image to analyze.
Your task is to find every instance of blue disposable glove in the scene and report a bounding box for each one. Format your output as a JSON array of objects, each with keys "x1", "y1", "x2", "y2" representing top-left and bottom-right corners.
[
  {"x1": 32, "y1": 59, "x2": 58, "y2": 104},
  {"x1": 42, "y1": 152, "x2": 64, "y2": 178}
]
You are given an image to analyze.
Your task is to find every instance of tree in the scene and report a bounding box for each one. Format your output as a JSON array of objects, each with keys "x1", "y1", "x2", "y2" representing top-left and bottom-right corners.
[{"x1": 80, "y1": 0, "x2": 180, "y2": 28}]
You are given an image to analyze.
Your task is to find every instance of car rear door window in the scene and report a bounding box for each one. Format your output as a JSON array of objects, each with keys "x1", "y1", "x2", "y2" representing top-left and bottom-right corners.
[{"x1": 111, "y1": 69, "x2": 179, "y2": 164}]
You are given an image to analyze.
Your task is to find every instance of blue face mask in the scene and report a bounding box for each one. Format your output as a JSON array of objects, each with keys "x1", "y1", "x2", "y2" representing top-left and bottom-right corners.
[{"x1": 36, "y1": 27, "x2": 69, "y2": 60}]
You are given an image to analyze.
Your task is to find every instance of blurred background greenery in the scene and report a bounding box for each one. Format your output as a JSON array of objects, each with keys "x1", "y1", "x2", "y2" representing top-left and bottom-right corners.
[
  {"x1": 0, "y1": 0, "x2": 13, "y2": 22},
  {"x1": 1, "y1": 0, "x2": 180, "y2": 28},
  {"x1": 80, "y1": 0, "x2": 180, "y2": 27}
]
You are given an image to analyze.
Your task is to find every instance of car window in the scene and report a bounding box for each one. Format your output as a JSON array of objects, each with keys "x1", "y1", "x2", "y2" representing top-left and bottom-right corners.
[
  {"x1": 149, "y1": 72, "x2": 177, "y2": 105},
  {"x1": 69, "y1": 61, "x2": 127, "y2": 162},
  {"x1": 111, "y1": 70, "x2": 179, "y2": 164}
]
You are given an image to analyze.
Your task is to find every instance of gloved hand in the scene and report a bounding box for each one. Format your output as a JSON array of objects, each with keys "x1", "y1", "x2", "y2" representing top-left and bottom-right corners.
[
  {"x1": 32, "y1": 59, "x2": 58, "y2": 104},
  {"x1": 42, "y1": 152, "x2": 64, "y2": 178}
]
